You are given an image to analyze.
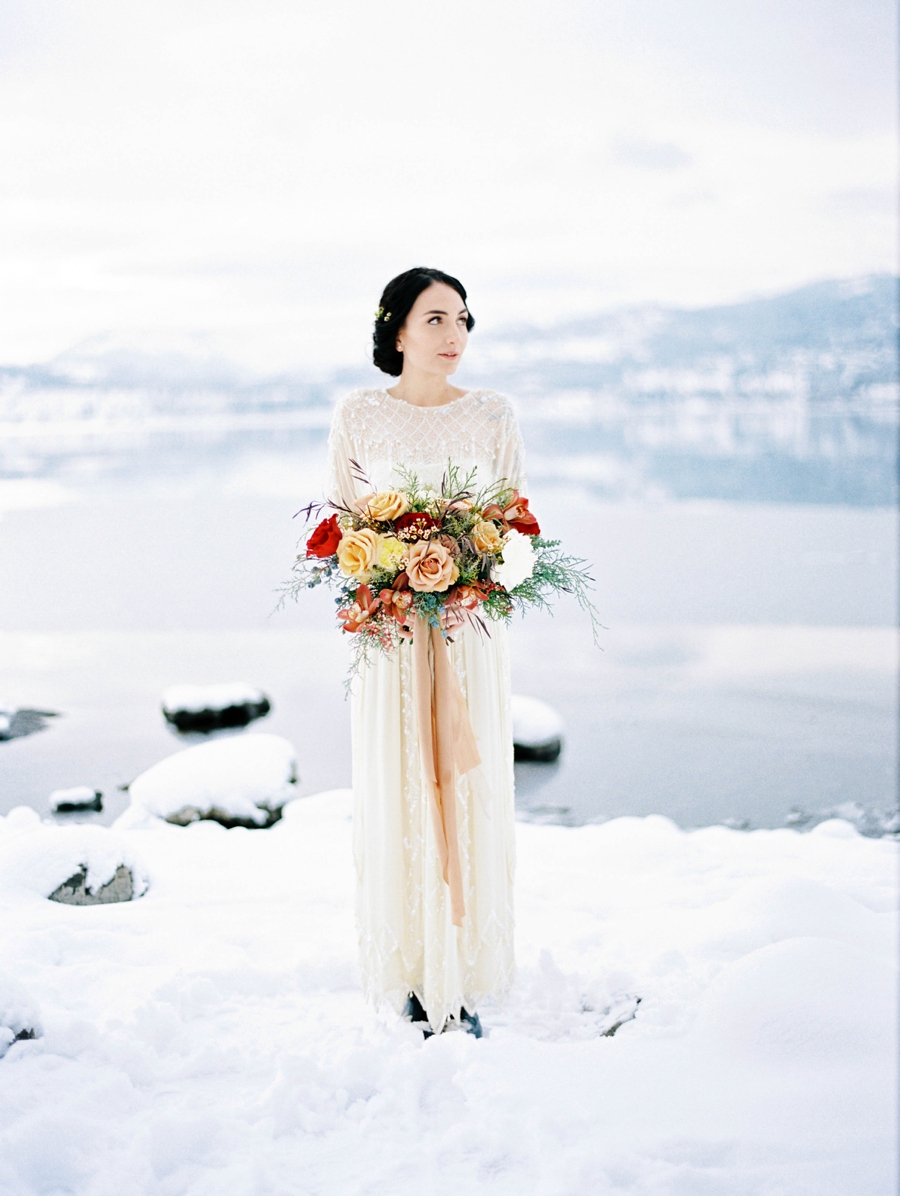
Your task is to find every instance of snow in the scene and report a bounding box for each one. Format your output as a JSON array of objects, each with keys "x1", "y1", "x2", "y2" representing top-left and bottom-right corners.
[
  {"x1": 161, "y1": 683, "x2": 267, "y2": 715},
  {"x1": 511, "y1": 694, "x2": 565, "y2": 746},
  {"x1": 118, "y1": 733, "x2": 297, "y2": 828},
  {"x1": 0, "y1": 973, "x2": 42, "y2": 1058},
  {"x1": 0, "y1": 815, "x2": 149, "y2": 902},
  {"x1": 0, "y1": 793, "x2": 895, "y2": 1195}
]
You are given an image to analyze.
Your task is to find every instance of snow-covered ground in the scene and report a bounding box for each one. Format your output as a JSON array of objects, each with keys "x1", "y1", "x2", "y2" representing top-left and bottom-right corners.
[{"x1": 0, "y1": 791, "x2": 895, "y2": 1195}]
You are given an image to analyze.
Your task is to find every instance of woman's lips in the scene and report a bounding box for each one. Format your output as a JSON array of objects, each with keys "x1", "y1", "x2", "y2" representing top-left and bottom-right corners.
[{"x1": 439, "y1": 352, "x2": 458, "y2": 359}]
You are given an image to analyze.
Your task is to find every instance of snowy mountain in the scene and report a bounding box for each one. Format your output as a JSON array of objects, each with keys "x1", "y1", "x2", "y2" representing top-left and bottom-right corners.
[
  {"x1": 0, "y1": 276, "x2": 895, "y2": 503},
  {"x1": 470, "y1": 275, "x2": 897, "y2": 503}
]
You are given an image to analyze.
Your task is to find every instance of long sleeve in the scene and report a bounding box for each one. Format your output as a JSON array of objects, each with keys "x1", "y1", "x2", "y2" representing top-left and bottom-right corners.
[
  {"x1": 326, "y1": 395, "x2": 362, "y2": 506},
  {"x1": 496, "y1": 399, "x2": 527, "y2": 493}
]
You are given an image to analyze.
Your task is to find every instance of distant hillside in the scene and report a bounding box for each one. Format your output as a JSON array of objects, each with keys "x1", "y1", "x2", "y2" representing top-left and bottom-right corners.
[
  {"x1": 0, "y1": 276, "x2": 896, "y2": 504},
  {"x1": 471, "y1": 275, "x2": 897, "y2": 504}
]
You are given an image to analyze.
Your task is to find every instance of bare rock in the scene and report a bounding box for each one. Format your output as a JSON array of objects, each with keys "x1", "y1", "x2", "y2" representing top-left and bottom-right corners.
[
  {"x1": 48, "y1": 863, "x2": 134, "y2": 905},
  {"x1": 0, "y1": 707, "x2": 59, "y2": 741}
]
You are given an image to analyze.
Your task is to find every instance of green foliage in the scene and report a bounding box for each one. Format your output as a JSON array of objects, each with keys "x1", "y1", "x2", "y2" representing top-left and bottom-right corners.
[
  {"x1": 509, "y1": 538, "x2": 604, "y2": 644},
  {"x1": 277, "y1": 461, "x2": 604, "y2": 675}
]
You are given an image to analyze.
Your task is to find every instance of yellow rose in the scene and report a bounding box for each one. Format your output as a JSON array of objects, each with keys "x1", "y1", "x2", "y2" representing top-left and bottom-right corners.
[
  {"x1": 358, "y1": 490, "x2": 410, "y2": 522},
  {"x1": 378, "y1": 536, "x2": 406, "y2": 570},
  {"x1": 471, "y1": 520, "x2": 503, "y2": 554},
  {"x1": 336, "y1": 528, "x2": 382, "y2": 582},
  {"x1": 405, "y1": 539, "x2": 459, "y2": 592}
]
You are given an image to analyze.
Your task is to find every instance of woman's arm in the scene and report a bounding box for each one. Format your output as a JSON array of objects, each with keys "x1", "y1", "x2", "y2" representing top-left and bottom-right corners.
[
  {"x1": 497, "y1": 397, "x2": 528, "y2": 492},
  {"x1": 325, "y1": 394, "x2": 361, "y2": 505}
]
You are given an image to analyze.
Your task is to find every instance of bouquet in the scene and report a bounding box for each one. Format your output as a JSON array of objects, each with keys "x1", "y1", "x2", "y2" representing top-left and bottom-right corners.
[{"x1": 283, "y1": 461, "x2": 601, "y2": 677}]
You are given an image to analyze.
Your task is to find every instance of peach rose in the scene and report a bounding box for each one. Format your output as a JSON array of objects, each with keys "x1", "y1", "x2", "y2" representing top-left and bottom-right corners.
[
  {"x1": 355, "y1": 490, "x2": 409, "y2": 522},
  {"x1": 471, "y1": 520, "x2": 503, "y2": 554},
  {"x1": 336, "y1": 528, "x2": 382, "y2": 582},
  {"x1": 405, "y1": 539, "x2": 459, "y2": 592}
]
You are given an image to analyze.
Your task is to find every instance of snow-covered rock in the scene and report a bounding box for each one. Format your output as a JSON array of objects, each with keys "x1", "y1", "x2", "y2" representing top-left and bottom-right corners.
[
  {"x1": 0, "y1": 820, "x2": 148, "y2": 904},
  {"x1": 511, "y1": 694, "x2": 564, "y2": 761},
  {"x1": 3, "y1": 805, "x2": 41, "y2": 830},
  {"x1": 118, "y1": 733, "x2": 297, "y2": 829},
  {"x1": 0, "y1": 973, "x2": 42, "y2": 1059},
  {"x1": 162, "y1": 683, "x2": 271, "y2": 732},
  {"x1": 50, "y1": 786, "x2": 103, "y2": 814}
]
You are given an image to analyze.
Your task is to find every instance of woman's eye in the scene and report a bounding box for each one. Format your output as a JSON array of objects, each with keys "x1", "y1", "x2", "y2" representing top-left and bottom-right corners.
[{"x1": 428, "y1": 316, "x2": 441, "y2": 324}]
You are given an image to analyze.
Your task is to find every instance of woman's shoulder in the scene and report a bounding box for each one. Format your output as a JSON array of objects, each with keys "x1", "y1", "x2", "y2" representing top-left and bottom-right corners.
[
  {"x1": 329, "y1": 387, "x2": 385, "y2": 428},
  {"x1": 334, "y1": 386, "x2": 385, "y2": 410},
  {"x1": 468, "y1": 387, "x2": 513, "y2": 409},
  {"x1": 466, "y1": 388, "x2": 520, "y2": 425}
]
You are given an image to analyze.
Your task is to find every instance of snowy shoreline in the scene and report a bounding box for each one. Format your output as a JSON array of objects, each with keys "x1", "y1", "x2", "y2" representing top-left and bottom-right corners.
[{"x1": 0, "y1": 789, "x2": 896, "y2": 1195}]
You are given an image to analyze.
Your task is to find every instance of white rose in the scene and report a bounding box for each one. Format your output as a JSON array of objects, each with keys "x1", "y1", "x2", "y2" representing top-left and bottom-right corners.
[{"x1": 491, "y1": 528, "x2": 536, "y2": 591}]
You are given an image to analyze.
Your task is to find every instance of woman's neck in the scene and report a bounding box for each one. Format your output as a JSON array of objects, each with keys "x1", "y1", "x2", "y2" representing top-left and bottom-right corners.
[{"x1": 387, "y1": 370, "x2": 468, "y2": 408}]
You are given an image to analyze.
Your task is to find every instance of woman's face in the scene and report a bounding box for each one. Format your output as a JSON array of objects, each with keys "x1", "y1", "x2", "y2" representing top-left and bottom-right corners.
[{"x1": 396, "y1": 282, "x2": 469, "y2": 377}]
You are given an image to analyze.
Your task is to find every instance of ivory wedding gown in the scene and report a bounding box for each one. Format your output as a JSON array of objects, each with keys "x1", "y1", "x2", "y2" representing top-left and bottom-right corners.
[{"x1": 326, "y1": 387, "x2": 526, "y2": 1031}]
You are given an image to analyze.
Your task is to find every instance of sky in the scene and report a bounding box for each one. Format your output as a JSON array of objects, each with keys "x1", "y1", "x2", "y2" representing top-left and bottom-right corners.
[{"x1": 0, "y1": 0, "x2": 896, "y2": 372}]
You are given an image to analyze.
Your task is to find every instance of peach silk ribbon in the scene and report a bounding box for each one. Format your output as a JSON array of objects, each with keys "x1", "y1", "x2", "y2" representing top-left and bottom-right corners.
[{"x1": 411, "y1": 614, "x2": 482, "y2": 927}]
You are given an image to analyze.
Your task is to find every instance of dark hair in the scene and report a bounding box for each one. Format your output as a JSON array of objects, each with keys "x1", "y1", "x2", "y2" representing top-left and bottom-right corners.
[{"x1": 373, "y1": 267, "x2": 475, "y2": 376}]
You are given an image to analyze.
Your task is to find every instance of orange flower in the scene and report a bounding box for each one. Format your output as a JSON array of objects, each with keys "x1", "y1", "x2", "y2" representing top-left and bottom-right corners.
[
  {"x1": 448, "y1": 581, "x2": 491, "y2": 608},
  {"x1": 482, "y1": 491, "x2": 540, "y2": 536},
  {"x1": 504, "y1": 491, "x2": 540, "y2": 536},
  {"x1": 379, "y1": 573, "x2": 415, "y2": 625},
  {"x1": 337, "y1": 584, "x2": 381, "y2": 632}
]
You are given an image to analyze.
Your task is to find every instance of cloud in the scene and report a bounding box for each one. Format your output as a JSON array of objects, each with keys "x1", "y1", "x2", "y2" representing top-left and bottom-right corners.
[
  {"x1": 611, "y1": 138, "x2": 693, "y2": 171},
  {"x1": 0, "y1": 0, "x2": 894, "y2": 367},
  {"x1": 826, "y1": 187, "x2": 897, "y2": 216}
]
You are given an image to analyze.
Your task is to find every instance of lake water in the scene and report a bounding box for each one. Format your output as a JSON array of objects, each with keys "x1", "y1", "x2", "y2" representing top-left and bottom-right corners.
[{"x1": 0, "y1": 445, "x2": 896, "y2": 834}]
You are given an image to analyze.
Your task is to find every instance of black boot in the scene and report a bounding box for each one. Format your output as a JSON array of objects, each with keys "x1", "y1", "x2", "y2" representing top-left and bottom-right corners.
[
  {"x1": 459, "y1": 1007, "x2": 483, "y2": 1038},
  {"x1": 402, "y1": 992, "x2": 434, "y2": 1038}
]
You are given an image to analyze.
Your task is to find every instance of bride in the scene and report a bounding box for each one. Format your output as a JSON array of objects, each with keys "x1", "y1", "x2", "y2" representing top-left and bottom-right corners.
[{"x1": 326, "y1": 267, "x2": 526, "y2": 1038}]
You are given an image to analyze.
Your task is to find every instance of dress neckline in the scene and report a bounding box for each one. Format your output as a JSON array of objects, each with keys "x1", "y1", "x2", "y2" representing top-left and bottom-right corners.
[{"x1": 376, "y1": 387, "x2": 479, "y2": 411}]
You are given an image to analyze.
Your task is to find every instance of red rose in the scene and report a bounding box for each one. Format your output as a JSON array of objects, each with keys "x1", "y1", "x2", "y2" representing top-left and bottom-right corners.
[
  {"x1": 306, "y1": 514, "x2": 342, "y2": 558},
  {"x1": 394, "y1": 511, "x2": 439, "y2": 541}
]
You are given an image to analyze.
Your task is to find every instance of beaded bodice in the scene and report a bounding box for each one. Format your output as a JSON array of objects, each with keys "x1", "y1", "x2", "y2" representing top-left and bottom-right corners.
[{"x1": 326, "y1": 388, "x2": 526, "y2": 503}]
